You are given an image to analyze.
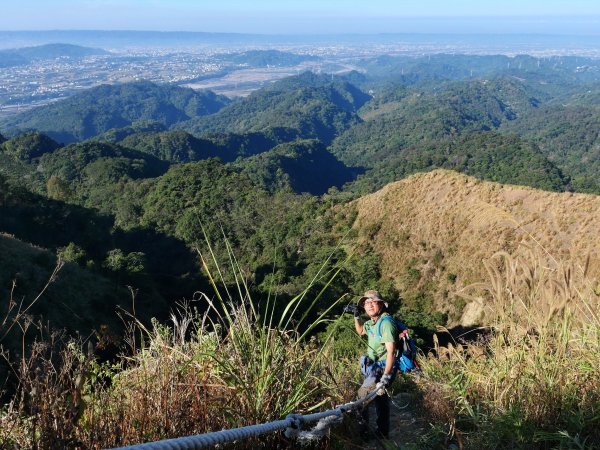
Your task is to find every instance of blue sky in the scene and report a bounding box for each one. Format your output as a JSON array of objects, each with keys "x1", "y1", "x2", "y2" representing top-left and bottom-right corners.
[{"x1": 3, "y1": 0, "x2": 600, "y2": 34}]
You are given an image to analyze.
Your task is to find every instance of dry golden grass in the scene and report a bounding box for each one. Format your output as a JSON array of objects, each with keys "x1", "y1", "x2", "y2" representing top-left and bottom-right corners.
[
  {"x1": 0, "y1": 304, "x2": 353, "y2": 449},
  {"x1": 420, "y1": 243, "x2": 600, "y2": 448},
  {"x1": 423, "y1": 244, "x2": 600, "y2": 448},
  {"x1": 0, "y1": 233, "x2": 355, "y2": 449},
  {"x1": 347, "y1": 169, "x2": 600, "y2": 323}
]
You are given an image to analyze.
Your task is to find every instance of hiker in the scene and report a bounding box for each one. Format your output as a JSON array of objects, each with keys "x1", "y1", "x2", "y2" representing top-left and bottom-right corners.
[{"x1": 349, "y1": 289, "x2": 398, "y2": 438}]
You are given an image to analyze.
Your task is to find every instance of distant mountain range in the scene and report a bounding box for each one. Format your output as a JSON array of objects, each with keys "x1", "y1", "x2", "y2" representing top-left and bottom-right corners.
[
  {"x1": 2, "y1": 67, "x2": 600, "y2": 196},
  {"x1": 0, "y1": 43, "x2": 110, "y2": 67},
  {"x1": 2, "y1": 30, "x2": 600, "y2": 51}
]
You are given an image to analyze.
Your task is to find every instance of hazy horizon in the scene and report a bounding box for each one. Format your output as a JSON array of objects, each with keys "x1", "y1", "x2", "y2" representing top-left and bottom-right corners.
[{"x1": 2, "y1": 24, "x2": 600, "y2": 36}]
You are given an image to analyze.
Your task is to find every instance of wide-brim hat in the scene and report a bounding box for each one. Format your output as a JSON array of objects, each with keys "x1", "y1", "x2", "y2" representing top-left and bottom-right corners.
[{"x1": 358, "y1": 289, "x2": 389, "y2": 309}]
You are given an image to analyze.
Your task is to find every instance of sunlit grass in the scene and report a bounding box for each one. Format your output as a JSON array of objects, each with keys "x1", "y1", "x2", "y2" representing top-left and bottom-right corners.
[{"x1": 420, "y1": 244, "x2": 600, "y2": 448}]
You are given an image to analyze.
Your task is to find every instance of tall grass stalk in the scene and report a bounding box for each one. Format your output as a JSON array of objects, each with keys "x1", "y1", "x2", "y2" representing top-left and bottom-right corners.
[
  {"x1": 421, "y1": 243, "x2": 600, "y2": 448},
  {"x1": 195, "y1": 226, "x2": 351, "y2": 421}
]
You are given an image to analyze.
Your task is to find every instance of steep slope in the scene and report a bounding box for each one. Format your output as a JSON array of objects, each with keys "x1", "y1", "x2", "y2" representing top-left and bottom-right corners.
[
  {"x1": 0, "y1": 173, "x2": 204, "y2": 331},
  {"x1": 0, "y1": 81, "x2": 230, "y2": 143},
  {"x1": 347, "y1": 169, "x2": 600, "y2": 324},
  {"x1": 0, "y1": 232, "x2": 131, "y2": 348}
]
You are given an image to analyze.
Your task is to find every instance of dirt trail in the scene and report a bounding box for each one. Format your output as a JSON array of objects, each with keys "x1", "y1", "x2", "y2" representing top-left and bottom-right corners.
[
  {"x1": 387, "y1": 392, "x2": 427, "y2": 448},
  {"x1": 361, "y1": 392, "x2": 426, "y2": 449}
]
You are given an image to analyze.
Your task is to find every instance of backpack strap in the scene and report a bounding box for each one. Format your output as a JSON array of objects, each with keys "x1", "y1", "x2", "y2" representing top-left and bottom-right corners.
[
  {"x1": 372, "y1": 316, "x2": 418, "y2": 373},
  {"x1": 377, "y1": 316, "x2": 408, "y2": 339},
  {"x1": 366, "y1": 315, "x2": 394, "y2": 339},
  {"x1": 375, "y1": 316, "x2": 385, "y2": 339},
  {"x1": 376, "y1": 315, "x2": 396, "y2": 340}
]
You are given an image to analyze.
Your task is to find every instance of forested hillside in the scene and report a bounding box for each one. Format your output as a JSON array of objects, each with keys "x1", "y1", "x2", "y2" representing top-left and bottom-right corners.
[
  {"x1": 2, "y1": 54, "x2": 600, "y2": 339},
  {"x1": 501, "y1": 100, "x2": 600, "y2": 192},
  {"x1": 108, "y1": 128, "x2": 298, "y2": 163},
  {"x1": 176, "y1": 72, "x2": 370, "y2": 144},
  {"x1": 1, "y1": 131, "x2": 61, "y2": 160},
  {"x1": 344, "y1": 131, "x2": 567, "y2": 194},
  {"x1": 330, "y1": 78, "x2": 541, "y2": 165},
  {"x1": 0, "y1": 172, "x2": 203, "y2": 322},
  {"x1": 0, "y1": 81, "x2": 231, "y2": 142}
]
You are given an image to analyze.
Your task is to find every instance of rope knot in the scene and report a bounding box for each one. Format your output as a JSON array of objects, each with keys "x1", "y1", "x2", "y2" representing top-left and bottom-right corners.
[{"x1": 284, "y1": 413, "x2": 303, "y2": 438}]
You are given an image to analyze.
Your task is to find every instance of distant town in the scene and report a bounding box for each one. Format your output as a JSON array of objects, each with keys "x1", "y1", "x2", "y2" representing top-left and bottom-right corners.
[{"x1": 2, "y1": 31, "x2": 600, "y2": 118}]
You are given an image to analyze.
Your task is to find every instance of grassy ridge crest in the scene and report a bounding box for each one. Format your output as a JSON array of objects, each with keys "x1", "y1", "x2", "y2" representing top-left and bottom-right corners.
[{"x1": 348, "y1": 169, "x2": 600, "y2": 323}]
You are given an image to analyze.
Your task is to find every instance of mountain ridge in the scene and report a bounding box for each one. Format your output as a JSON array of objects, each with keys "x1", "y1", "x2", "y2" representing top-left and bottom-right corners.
[
  {"x1": 176, "y1": 73, "x2": 369, "y2": 145},
  {"x1": 347, "y1": 169, "x2": 600, "y2": 324}
]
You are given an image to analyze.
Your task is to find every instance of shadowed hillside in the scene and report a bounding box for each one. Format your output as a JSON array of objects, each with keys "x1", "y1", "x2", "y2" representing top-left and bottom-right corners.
[
  {"x1": 233, "y1": 139, "x2": 355, "y2": 195},
  {"x1": 0, "y1": 233, "x2": 131, "y2": 351}
]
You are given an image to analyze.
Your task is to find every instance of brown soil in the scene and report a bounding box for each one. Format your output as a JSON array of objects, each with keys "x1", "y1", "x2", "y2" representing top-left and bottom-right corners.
[{"x1": 352, "y1": 391, "x2": 426, "y2": 449}]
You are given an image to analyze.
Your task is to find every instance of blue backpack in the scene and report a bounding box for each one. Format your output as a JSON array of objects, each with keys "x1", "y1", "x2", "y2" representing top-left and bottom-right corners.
[{"x1": 369, "y1": 316, "x2": 419, "y2": 373}]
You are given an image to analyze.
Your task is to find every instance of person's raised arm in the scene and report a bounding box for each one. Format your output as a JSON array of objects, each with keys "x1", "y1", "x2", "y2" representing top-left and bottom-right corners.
[{"x1": 354, "y1": 316, "x2": 365, "y2": 335}]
